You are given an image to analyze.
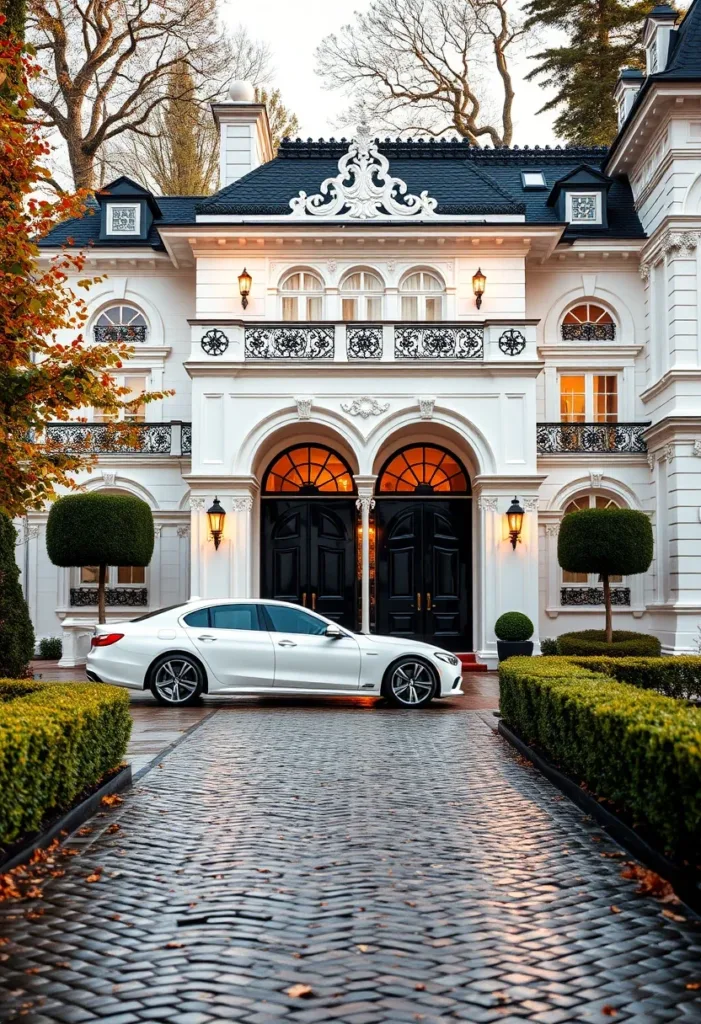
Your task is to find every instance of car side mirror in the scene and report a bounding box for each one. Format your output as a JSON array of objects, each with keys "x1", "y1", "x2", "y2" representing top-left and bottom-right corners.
[{"x1": 324, "y1": 624, "x2": 344, "y2": 640}]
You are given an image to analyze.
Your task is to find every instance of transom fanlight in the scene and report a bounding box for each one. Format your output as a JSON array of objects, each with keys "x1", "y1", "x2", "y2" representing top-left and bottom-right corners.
[
  {"x1": 378, "y1": 446, "x2": 469, "y2": 494},
  {"x1": 96, "y1": 304, "x2": 147, "y2": 328},
  {"x1": 562, "y1": 303, "x2": 613, "y2": 326},
  {"x1": 264, "y1": 445, "x2": 355, "y2": 494}
]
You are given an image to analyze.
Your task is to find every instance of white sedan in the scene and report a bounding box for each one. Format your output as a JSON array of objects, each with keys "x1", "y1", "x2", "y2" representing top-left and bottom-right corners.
[{"x1": 86, "y1": 599, "x2": 463, "y2": 709}]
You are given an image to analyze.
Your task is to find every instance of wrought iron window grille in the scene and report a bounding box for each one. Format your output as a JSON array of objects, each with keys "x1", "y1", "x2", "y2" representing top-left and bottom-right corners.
[
  {"x1": 70, "y1": 587, "x2": 148, "y2": 607},
  {"x1": 394, "y1": 325, "x2": 483, "y2": 360},
  {"x1": 561, "y1": 587, "x2": 631, "y2": 607},
  {"x1": 561, "y1": 322, "x2": 616, "y2": 341},
  {"x1": 347, "y1": 326, "x2": 383, "y2": 359},
  {"x1": 93, "y1": 325, "x2": 147, "y2": 344},
  {"x1": 536, "y1": 422, "x2": 649, "y2": 455},
  {"x1": 245, "y1": 325, "x2": 335, "y2": 359}
]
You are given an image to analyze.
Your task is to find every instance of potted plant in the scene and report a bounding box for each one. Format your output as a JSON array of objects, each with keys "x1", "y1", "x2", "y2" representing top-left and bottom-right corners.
[{"x1": 495, "y1": 611, "x2": 534, "y2": 662}]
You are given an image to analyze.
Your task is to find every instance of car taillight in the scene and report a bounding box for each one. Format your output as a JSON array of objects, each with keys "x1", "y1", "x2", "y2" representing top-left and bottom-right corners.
[{"x1": 91, "y1": 633, "x2": 124, "y2": 648}]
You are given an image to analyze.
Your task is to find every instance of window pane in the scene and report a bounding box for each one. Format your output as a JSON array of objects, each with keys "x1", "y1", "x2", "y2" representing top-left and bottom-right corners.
[
  {"x1": 594, "y1": 375, "x2": 618, "y2": 422},
  {"x1": 563, "y1": 570, "x2": 588, "y2": 583},
  {"x1": 342, "y1": 298, "x2": 357, "y2": 321},
  {"x1": 423, "y1": 273, "x2": 442, "y2": 291},
  {"x1": 264, "y1": 604, "x2": 328, "y2": 635},
  {"x1": 425, "y1": 297, "x2": 441, "y2": 321},
  {"x1": 560, "y1": 375, "x2": 586, "y2": 422},
  {"x1": 118, "y1": 565, "x2": 145, "y2": 584},
  {"x1": 366, "y1": 296, "x2": 383, "y2": 320},
  {"x1": 306, "y1": 296, "x2": 322, "y2": 320},
  {"x1": 343, "y1": 273, "x2": 362, "y2": 291},
  {"x1": 81, "y1": 565, "x2": 107, "y2": 584},
  {"x1": 183, "y1": 607, "x2": 210, "y2": 627},
  {"x1": 401, "y1": 273, "x2": 422, "y2": 292},
  {"x1": 282, "y1": 297, "x2": 297, "y2": 321},
  {"x1": 365, "y1": 273, "x2": 383, "y2": 291},
  {"x1": 210, "y1": 604, "x2": 262, "y2": 631},
  {"x1": 93, "y1": 408, "x2": 119, "y2": 423},
  {"x1": 123, "y1": 376, "x2": 147, "y2": 422},
  {"x1": 401, "y1": 296, "x2": 418, "y2": 320},
  {"x1": 282, "y1": 274, "x2": 300, "y2": 292},
  {"x1": 303, "y1": 273, "x2": 322, "y2": 291}
]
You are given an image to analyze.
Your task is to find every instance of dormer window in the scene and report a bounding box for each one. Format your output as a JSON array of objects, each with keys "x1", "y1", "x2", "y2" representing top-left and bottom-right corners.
[
  {"x1": 521, "y1": 171, "x2": 546, "y2": 189},
  {"x1": 106, "y1": 203, "x2": 141, "y2": 236},
  {"x1": 567, "y1": 192, "x2": 601, "y2": 225},
  {"x1": 649, "y1": 40, "x2": 659, "y2": 73}
]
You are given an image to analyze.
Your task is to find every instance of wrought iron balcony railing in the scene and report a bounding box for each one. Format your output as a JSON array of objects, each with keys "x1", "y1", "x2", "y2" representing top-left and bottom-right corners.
[
  {"x1": 394, "y1": 324, "x2": 483, "y2": 359},
  {"x1": 561, "y1": 322, "x2": 616, "y2": 342},
  {"x1": 93, "y1": 325, "x2": 147, "y2": 344},
  {"x1": 561, "y1": 587, "x2": 631, "y2": 607},
  {"x1": 237, "y1": 323, "x2": 491, "y2": 361},
  {"x1": 537, "y1": 422, "x2": 649, "y2": 455},
  {"x1": 245, "y1": 325, "x2": 335, "y2": 359},
  {"x1": 70, "y1": 587, "x2": 148, "y2": 607},
  {"x1": 45, "y1": 421, "x2": 192, "y2": 456}
]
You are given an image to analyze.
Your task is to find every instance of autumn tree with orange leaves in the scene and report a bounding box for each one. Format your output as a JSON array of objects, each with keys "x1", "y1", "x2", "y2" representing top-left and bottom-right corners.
[{"x1": 0, "y1": 16, "x2": 167, "y2": 519}]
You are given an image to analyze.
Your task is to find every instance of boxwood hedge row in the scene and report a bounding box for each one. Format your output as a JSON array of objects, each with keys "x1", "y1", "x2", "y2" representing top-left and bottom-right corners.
[
  {"x1": 568, "y1": 656, "x2": 701, "y2": 701},
  {"x1": 499, "y1": 656, "x2": 701, "y2": 859},
  {"x1": 0, "y1": 680, "x2": 131, "y2": 847}
]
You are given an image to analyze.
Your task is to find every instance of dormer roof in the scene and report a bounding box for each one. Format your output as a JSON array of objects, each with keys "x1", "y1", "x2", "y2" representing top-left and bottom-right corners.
[{"x1": 95, "y1": 176, "x2": 162, "y2": 218}]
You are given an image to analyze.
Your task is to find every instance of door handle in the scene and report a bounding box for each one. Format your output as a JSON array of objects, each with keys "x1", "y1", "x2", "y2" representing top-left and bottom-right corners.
[
  {"x1": 426, "y1": 592, "x2": 432, "y2": 611},
  {"x1": 301, "y1": 592, "x2": 307, "y2": 607},
  {"x1": 278, "y1": 639, "x2": 297, "y2": 647},
  {"x1": 312, "y1": 592, "x2": 317, "y2": 610},
  {"x1": 416, "y1": 592, "x2": 422, "y2": 611},
  {"x1": 198, "y1": 635, "x2": 216, "y2": 642}
]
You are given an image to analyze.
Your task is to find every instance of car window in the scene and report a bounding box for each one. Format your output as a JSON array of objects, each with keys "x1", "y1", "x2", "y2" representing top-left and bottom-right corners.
[
  {"x1": 131, "y1": 604, "x2": 183, "y2": 622},
  {"x1": 210, "y1": 604, "x2": 262, "y2": 631},
  {"x1": 183, "y1": 608, "x2": 210, "y2": 628},
  {"x1": 264, "y1": 604, "x2": 328, "y2": 635}
]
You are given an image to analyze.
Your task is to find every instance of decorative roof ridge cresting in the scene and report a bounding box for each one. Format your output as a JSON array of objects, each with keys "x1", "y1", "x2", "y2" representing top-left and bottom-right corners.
[{"x1": 288, "y1": 123, "x2": 439, "y2": 221}]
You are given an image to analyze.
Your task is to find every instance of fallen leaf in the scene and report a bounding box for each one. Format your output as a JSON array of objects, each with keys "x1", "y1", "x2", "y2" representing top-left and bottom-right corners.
[
  {"x1": 356, "y1": 944, "x2": 371, "y2": 952},
  {"x1": 620, "y1": 864, "x2": 675, "y2": 901},
  {"x1": 286, "y1": 984, "x2": 313, "y2": 999},
  {"x1": 24, "y1": 968, "x2": 41, "y2": 975},
  {"x1": 685, "y1": 982, "x2": 701, "y2": 990},
  {"x1": 415, "y1": 983, "x2": 426, "y2": 991},
  {"x1": 661, "y1": 908, "x2": 686, "y2": 923},
  {"x1": 85, "y1": 873, "x2": 102, "y2": 884},
  {"x1": 165, "y1": 942, "x2": 184, "y2": 949},
  {"x1": 101, "y1": 794, "x2": 123, "y2": 807},
  {"x1": 602, "y1": 1007, "x2": 618, "y2": 1017},
  {"x1": 77, "y1": 827, "x2": 93, "y2": 836},
  {"x1": 106, "y1": 824, "x2": 121, "y2": 835},
  {"x1": 610, "y1": 905, "x2": 622, "y2": 914}
]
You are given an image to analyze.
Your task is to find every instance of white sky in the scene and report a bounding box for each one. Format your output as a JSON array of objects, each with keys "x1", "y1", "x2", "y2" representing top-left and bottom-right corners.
[{"x1": 221, "y1": 0, "x2": 561, "y2": 146}]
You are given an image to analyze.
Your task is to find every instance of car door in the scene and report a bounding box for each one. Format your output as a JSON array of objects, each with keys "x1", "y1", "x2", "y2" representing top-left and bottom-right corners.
[
  {"x1": 184, "y1": 604, "x2": 275, "y2": 689},
  {"x1": 262, "y1": 603, "x2": 361, "y2": 691}
]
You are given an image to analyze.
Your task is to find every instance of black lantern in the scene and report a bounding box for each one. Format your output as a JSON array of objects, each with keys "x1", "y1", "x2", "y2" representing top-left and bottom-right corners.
[
  {"x1": 238, "y1": 267, "x2": 252, "y2": 309},
  {"x1": 207, "y1": 497, "x2": 226, "y2": 550},
  {"x1": 506, "y1": 496, "x2": 525, "y2": 549},
  {"x1": 472, "y1": 267, "x2": 486, "y2": 310}
]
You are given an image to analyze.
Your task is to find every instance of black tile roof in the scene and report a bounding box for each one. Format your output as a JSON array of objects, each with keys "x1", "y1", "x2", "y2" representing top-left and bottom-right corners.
[
  {"x1": 41, "y1": 141, "x2": 645, "y2": 248},
  {"x1": 39, "y1": 196, "x2": 203, "y2": 251}
]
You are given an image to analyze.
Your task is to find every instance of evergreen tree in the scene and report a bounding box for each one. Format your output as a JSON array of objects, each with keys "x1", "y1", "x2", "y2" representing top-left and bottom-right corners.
[
  {"x1": 0, "y1": 515, "x2": 35, "y2": 678},
  {"x1": 256, "y1": 87, "x2": 300, "y2": 152},
  {"x1": 524, "y1": 0, "x2": 656, "y2": 145}
]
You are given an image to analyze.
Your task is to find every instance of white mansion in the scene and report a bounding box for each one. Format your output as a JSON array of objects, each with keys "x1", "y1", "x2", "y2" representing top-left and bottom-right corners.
[{"x1": 29, "y1": 1, "x2": 701, "y2": 667}]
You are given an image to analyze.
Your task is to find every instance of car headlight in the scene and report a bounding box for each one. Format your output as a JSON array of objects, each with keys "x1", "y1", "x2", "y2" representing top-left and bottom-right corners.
[{"x1": 434, "y1": 651, "x2": 459, "y2": 666}]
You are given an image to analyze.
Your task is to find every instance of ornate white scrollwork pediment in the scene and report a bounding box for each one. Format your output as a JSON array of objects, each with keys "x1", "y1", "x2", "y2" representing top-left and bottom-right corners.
[{"x1": 289, "y1": 124, "x2": 438, "y2": 221}]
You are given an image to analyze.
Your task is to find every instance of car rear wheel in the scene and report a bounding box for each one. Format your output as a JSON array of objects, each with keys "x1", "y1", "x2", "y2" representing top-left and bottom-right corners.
[
  {"x1": 384, "y1": 658, "x2": 436, "y2": 708},
  {"x1": 150, "y1": 654, "x2": 204, "y2": 706}
]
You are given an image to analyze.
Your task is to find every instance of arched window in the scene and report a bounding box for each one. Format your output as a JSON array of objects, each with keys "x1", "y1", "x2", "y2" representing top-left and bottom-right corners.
[
  {"x1": 340, "y1": 270, "x2": 384, "y2": 321},
  {"x1": 281, "y1": 272, "x2": 323, "y2": 321},
  {"x1": 561, "y1": 302, "x2": 615, "y2": 341},
  {"x1": 400, "y1": 271, "x2": 444, "y2": 322},
  {"x1": 264, "y1": 445, "x2": 355, "y2": 494},
  {"x1": 94, "y1": 304, "x2": 148, "y2": 343},
  {"x1": 562, "y1": 495, "x2": 622, "y2": 584},
  {"x1": 377, "y1": 446, "x2": 469, "y2": 494}
]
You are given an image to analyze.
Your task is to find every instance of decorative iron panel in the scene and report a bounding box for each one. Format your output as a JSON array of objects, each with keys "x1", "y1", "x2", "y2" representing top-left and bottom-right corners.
[
  {"x1": 561, "y1": 323, "x2": 616, "y2": 341},
  {"x1": 45, "y1": 422, "x2": 172, "y2": 454},
  {"x1": 200, "y1": 328, "x2": 229, "y2": 356},
  {"x1": 561, "y1": 587, "x2": 631, "y2": 606},
  {"x1": 70, "y1": 587, "x2": 148, "y2": 607},
  {"x1": 498, "y1": 328, "x2": 526, "y2": 356},
  {"x1": 536, "y1": 422, "x2": 649, "y2": 455},
  {"x1": 181, "y1": 423, "x2": 192, "y2": 455},
  {"x1": 245, "y1": 325, "x2": 335, "y2": 359},
  {"x1": 347, "y1": 326, "x2": 383, "y2": 359},
  {"x1": 93, "y1": 325, "x2": 147, "y2": 344},
  {"x1": 394, "y1": 325, "x2": 483, "y2": 359}
]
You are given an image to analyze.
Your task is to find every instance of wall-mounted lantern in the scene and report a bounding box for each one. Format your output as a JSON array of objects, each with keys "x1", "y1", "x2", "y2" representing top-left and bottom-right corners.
[
  {"x1": 238, "y1": 267, "x2": 252, "y2": 310},
  {"x1": 207, "y1": 497, "x2": 226, "y2": 550},
  {"x1": 506, "y1": 496, "x2": 525, "y2": 549},
  {"x1": 472, "y1": 267, "x2": 486, "y2": 310}
]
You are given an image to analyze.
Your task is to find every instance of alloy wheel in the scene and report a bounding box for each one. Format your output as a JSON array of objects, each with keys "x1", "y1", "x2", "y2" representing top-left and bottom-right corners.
[
  {"x1": 389, "y1": 660, "x2": 434, "y2": 705},
  {"x1": 153, "y1": 658, "x2": 200, "y2": 704}
]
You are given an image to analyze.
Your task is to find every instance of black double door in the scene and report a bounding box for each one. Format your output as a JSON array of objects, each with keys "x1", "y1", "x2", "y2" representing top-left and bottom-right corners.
[
  {"x1": 376, "y1": 499, "x2": 470, "y2": 650},
  {"x1": 261, "y1": 500, "x2": 356, "y2": 629}
]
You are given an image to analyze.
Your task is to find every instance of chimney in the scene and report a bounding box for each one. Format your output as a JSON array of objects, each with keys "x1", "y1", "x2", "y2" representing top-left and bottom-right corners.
[{"x1": 211, "y1": 81, "x2": 273, "y2": 190}]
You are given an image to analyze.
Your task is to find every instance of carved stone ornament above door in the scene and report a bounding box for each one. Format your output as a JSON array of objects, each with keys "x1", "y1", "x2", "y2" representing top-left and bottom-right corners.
[{"x1": 341, "y1": 396, "x2": 390, "y2": 419}]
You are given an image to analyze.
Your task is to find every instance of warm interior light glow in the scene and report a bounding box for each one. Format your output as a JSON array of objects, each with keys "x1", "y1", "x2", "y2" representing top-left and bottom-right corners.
[
  {"x1": 238, "y1": 267, "x2": 252, "y2": 309},
  {"x1": 506, "y1": 496, "x2": 525, "y2": 549},
  {"x1": 207, "y1": 497, "x2": 226, "y2": 550},
  {"x1": 472, "y1": 267, "x2": 486, "y2": 309}
]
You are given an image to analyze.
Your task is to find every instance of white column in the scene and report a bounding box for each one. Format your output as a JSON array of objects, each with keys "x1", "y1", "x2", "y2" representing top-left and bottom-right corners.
[
  {"x1": 356, "y1": 495, "x2": 375, "y2": 633},
  {"x1": 232, "y1": 496, "x2": 255, "y2": 597},
  {"x1": 189, "y1": 496, "x2": 206, "y2": 599},
  {"x1": 149, "y1": 525, "x2": 163, "y2": 610}
]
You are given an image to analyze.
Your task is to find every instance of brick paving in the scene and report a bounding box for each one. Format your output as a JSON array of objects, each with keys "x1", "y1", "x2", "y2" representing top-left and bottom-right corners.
[{"x1": 1, "y1": 696, "x2": 700, "y2": 1023}]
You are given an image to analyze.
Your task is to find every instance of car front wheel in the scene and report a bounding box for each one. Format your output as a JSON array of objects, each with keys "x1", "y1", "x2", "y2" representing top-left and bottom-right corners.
[
  {"x1": 150, "y1": 654, "x2": 204, "y2": 706},
  {"x1": 384, "y1": 658, "x2": 436, "y2": 708}
]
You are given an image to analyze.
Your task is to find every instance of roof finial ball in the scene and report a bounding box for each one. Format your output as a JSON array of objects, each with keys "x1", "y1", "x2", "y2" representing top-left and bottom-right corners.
[{"x1": 227, "y1": 80, "x2": 256, "y2": 103}]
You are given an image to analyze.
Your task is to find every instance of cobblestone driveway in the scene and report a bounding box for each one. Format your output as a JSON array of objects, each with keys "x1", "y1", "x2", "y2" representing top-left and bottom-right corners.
[{"x1": 1, "y1": 698, "x2": 700, "y2": 1024}]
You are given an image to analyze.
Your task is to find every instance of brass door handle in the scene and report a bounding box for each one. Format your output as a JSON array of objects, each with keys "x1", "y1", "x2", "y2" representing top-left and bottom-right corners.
[
  {"x1": 301, "y1": 592, "x2": 307, "y2": 607},
  {"x1": 312, "y1": 592, "x2": 317, "y2": 610},
  {"x1": 416, "y1": 592, "x2": 422, "y2": 611},
  {"x1": 426, "y1": 592, "x2": 432, "y2": 611}
]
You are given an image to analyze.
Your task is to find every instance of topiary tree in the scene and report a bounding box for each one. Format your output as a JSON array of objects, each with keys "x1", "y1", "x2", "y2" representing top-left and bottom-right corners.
[
  {"x1": 495, "y1": 612, "x2": 534, "y2": 643},
  {"x1": 558, "y1": 507, "x2": 653, "y2": 644},
  {"x1": 47, "y1": 493, "x2": 154, "y2": 624},
  {"x1": 0, "y1": 515, "x2": 35, "y2": 677}
]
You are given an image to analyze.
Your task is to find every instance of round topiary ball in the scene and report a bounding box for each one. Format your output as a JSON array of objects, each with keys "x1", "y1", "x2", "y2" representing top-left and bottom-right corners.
[{"x1": 495, "y1": 612, "x2": 534, "y2": 643}]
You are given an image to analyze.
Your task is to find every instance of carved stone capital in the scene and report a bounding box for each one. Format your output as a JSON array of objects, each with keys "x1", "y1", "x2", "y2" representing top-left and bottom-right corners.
[
  {"x1": 101, "y1": 470, "x2": 117, "y2": 487},
  {"x1": 177, "y1": 525, "x2": 190, "y2": 539},
  {"x1": 355, "y1": 496, "x2": 376, "y2": 514},
  {"x1": 478, "y1": 496, "x2": 499, "y2": 512},
  {"x1": 663, "y1": 230, "x2": 701, "y2": 259},
  {"x1": 545, "y1": 523, "x2": 560, "y2": 537},
  {"x1": 418, "y1": 396, "x2": 436, "y2": 420},
  {"x1": 232, "y1": 497, "x2": 254, "y2": 513},
  {"x1": 189, "y1": 496, "x2": 206, "y2": 510},
  {"x1": 296, "y1": 396, "x2": 313, "y2": 420},
  {"x1": 523, "y1": 497, "x2": 539, "y2": 512},
  {"x1": 589, "y1": 469, "x2": 604, "y2": 490},
  {"x1": 153, "y1": 525, "x2": 162, "y2": 538},
  {"x1": 692, "y1": 439, "x2": 701, "y2": 458}
]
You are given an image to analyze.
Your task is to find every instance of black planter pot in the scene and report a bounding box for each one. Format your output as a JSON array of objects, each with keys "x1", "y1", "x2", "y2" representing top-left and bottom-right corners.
[{"x1": 497, "y1": 640, "x2": 534, "y2": 663}]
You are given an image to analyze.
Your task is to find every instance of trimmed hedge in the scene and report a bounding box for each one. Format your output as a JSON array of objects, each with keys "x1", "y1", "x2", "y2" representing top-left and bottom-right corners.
[
  {"x1": 0, "y1": 680, "x2": 131, "y2": 847},
  {"x1": 557, "y1": 629, "x2": 661, "y2": 658},
  {"x1": 0, "y1": 515, "x2": 35, "y2": 678},
  {"x1": 495, "y1": 612, "x2": 534, "y2": 642},
  {"x1": 568, "y1": 656, "x2": 701, "y2": 701},
  {"x1": 46, "y1": 492, "x2": 154, "y2": 568},
  {"x1": 499, "y1": 656, "x2": 701, "y2": 858}
]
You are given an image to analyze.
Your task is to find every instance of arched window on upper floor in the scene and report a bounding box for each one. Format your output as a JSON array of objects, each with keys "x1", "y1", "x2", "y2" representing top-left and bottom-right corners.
[
  {"x1": 561, "y1": 302, "x2": 615, "y2": 342},
  {"x1": 94, "y1": 304, "x2": 148, "y2": 344},
  {"x1": 281, "y1": 271, "x2": 323, "y2": 321},
  {"x1": 400, "y1": 270, "x2": 444, "y2": 322},
  {"x1": 340, "y1": 270, "x2": 384, "y2": 321}
]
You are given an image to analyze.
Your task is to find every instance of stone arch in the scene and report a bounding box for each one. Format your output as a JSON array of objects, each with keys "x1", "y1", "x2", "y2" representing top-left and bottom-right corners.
[
  {"x1": 684, "y1": 172, "x2": 701, "y2": 214},
  {"x1": 542, "y1": 287, "x2": 635, "y2": 345},
  {"x1": 85, "y1": 286, "x2": 165, "y2": 346},
  {"x1": 547, "y1": 474, "x2": 642, "y2": 513},
  {"x1": 240, "y1": 406, "x2": 363, "y2": 484},
  {"x1": 79, "y1": 473, "x2": 160, "y2": 510}
]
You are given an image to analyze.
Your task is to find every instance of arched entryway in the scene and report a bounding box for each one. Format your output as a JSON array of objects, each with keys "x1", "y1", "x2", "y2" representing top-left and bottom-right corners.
[
  {"x1": 260, "y1": 445, "x2": 357, "y2": 627},
  {"x1": 375, "y1": 445, "x2": 471, "y2": 649}
]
